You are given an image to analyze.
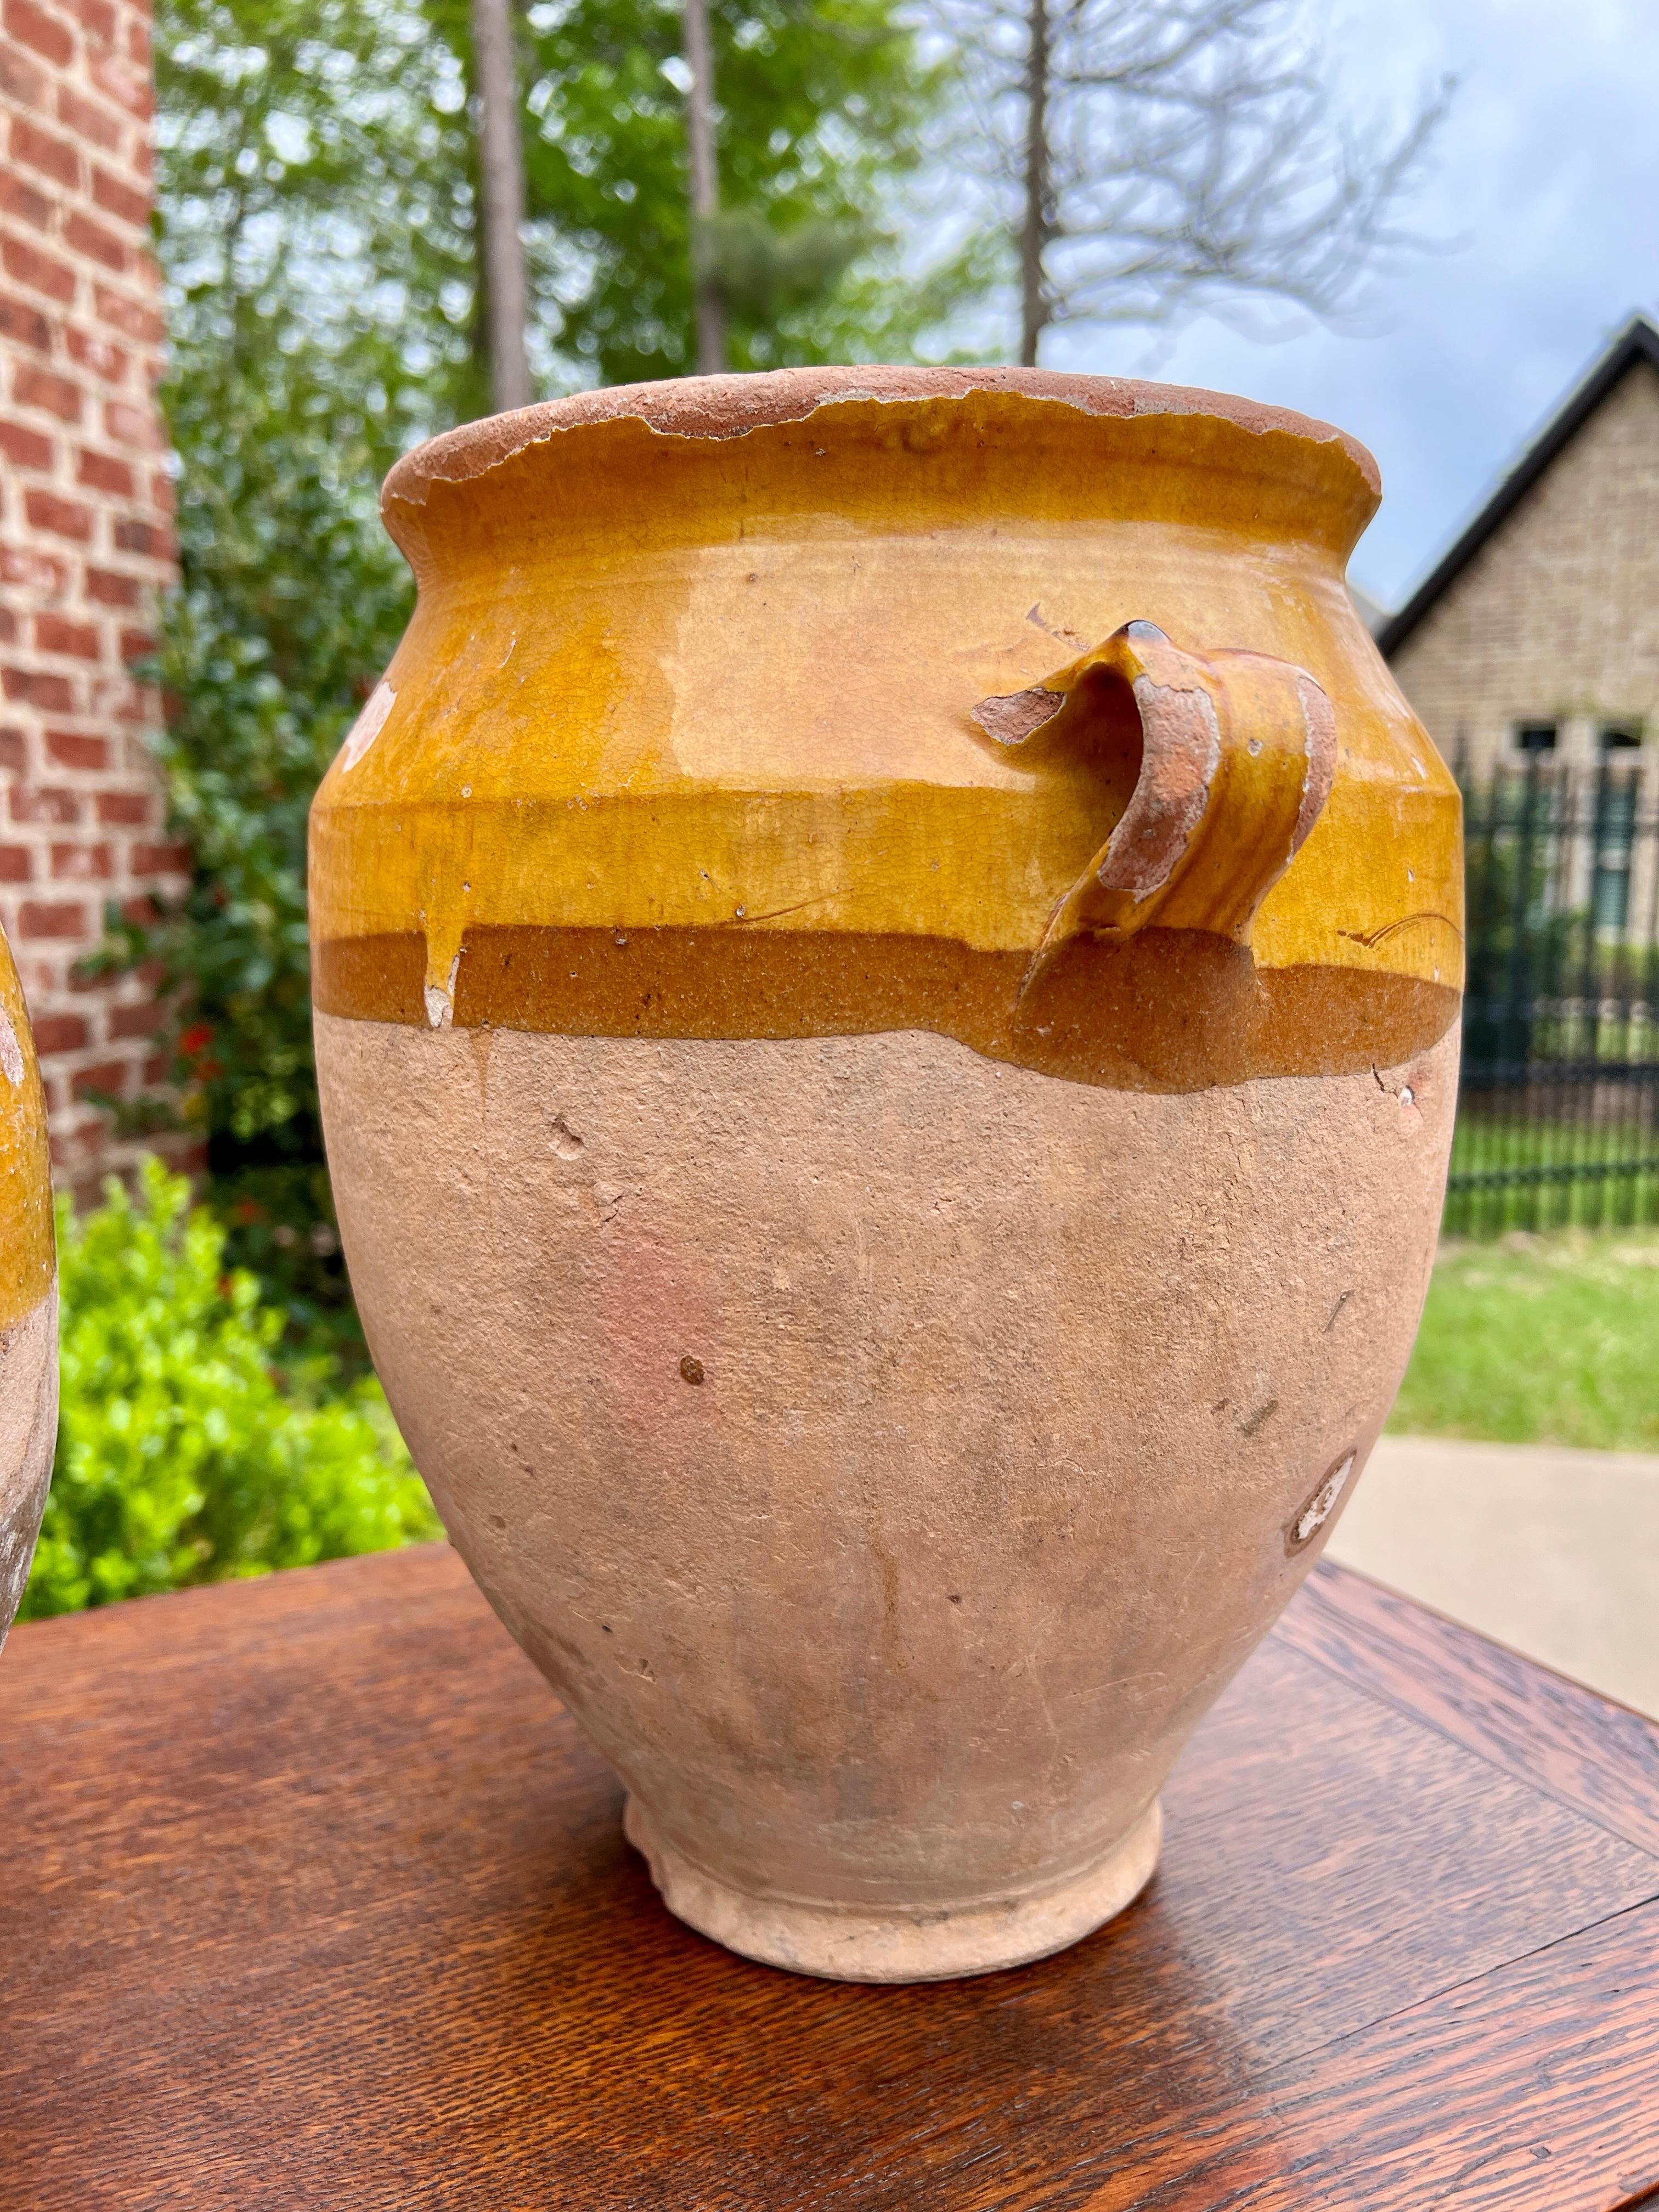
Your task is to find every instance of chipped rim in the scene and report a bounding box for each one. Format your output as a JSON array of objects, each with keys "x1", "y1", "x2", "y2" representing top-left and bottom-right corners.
[{"x1": 381, "y1": 364, "x2": 1380, "y2": 514}]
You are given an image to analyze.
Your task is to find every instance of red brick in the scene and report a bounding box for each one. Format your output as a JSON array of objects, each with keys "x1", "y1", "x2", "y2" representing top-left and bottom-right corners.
[
  {"x1": 64, "y1": 211, "x2": 128, "y2": 275},
  {"x1": 112, "y1": 515, "x2": 165, "y2": 555},
  {"x1": 0, "y1": 417, "x2": 54, "y2": 469},
  {"x1": 0, "y1": 0, "x2": 177, "y2": 1178},
  {"x1": 0, "y1": 543, "x2": 69, "y2": 594},
  {"x1": 3, "y1": 0, "x2": 74, "y2": 69},
  {"x1": 17, "y1": 899, "x2": 90, "y2": 940},
  {"x1": 30, "y1": 1011, "x2": 88, "y2": 1051},
  {"x1": 45, "y1": 726, "x2": 108, "y2": 768},
  {"x1": 0, "y1": 608, "x2": 15, "y2": 645},
  {"x1": 94, "y1": 685, "x2": 138, "y2": 729},
  {"x1": 3, "y1": 665, "x2": 75, "y2": 710},
  {"x1": 107, "y1": 998, "x2": 160, "y2": 1039},
  {"x1": 0, "y1": 291, "x2": 52, "y2": 351},
  {"x1": 56, "y1": 82, "x2": 122, "y2": 152},
  {"x1": 35, "y1": 615, "x2": 100, "y2": 662},
  {"x1": 10, "y1": 113, "x2": 81, "y2": 190},
  {"x1": 131, "y1": 839, "x2": 188, "y2": 874},
  {"x1": 51, "y1": 838, "x2": 111, "y2": 877},
  {"x1": 89, "y1": 49, "x2": 150, "y2": 120},
  {"x1": 0, "y1": 40, "x2": 46, "y2": 105},
  {"x1": 72, "y1": 1059, "x2": 129, "y2": 1099},
  {"x1": 66, "y1": 324, "x2": 127, "y2": 381},
  {"x1": 0, "y1": 170, "x2": 52, "y2": 228},
  {"x1": 91, "y1": 163, "x2": 148, "y2": 228},
  {"x1": 9, "y1": 783, "x2": 80, "y2": 823},
  {"x1": 24, "y1": 487, "x2": 93, "y2": 540},
  {"x1": 13, "y1": 363, "x2": 82, "y2": 422},
  {"x1": 93, "y1": 284, "x2": 161, "y2": 343},
  {"x1": 119, "y1": 892, "x2": 155, "y2": 925},
  {"x1": 103, "y1": 395, "x2": 156, "y2": 447},
  {"x1": 0, "y1": 236, "x2": 73, "y2": 303},
  {"x1": 119, "y1": 625, "x2": 152, "y2": 664},
  {"x1": 94, "y1": 788, "x2": 149, "y2": 825},
  {"x1": 84, "y1": 562, "x2": 138, "y2": 606},
  {"x1": 77, "y1": 445, "x2": 134, "y2": 496}
]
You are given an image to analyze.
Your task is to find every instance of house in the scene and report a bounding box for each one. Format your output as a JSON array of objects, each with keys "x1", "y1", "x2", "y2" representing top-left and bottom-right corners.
[{"x1": 1379, "y1": 315, "x2": 1659, "y2": 783}]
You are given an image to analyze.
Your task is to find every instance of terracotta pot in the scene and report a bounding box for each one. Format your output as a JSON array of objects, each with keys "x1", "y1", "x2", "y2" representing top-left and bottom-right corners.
[
  {"x1": 311, "y1": 369, "x2": 1461, "y2": 1981},
  {"x1": 1, "y1": 920, "x2": 57, "y2": 1647}
]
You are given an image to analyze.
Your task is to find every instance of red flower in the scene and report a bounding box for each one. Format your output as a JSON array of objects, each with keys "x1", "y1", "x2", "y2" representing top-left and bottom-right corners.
[{"x1": 179, "y1": 1023, "x2": 215, "y2": 1056}]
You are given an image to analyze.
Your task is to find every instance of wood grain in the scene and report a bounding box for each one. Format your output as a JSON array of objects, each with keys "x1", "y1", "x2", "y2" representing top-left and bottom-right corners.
[
  {"x1": 1276, "y1": 1562, "x2": 1659, "y2": 1859},
  {"x1": 2, "y1": 1547, "x2": 1657, "y2": 2210}
]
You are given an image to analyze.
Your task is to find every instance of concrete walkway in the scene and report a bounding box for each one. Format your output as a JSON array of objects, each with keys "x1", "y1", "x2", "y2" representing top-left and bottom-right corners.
[{"x1": 1329, "y1": 1435, "x2": 1659, "y2": 1719}]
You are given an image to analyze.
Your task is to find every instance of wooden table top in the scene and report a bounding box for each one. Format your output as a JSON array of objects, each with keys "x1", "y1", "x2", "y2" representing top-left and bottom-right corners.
[{"x1": 4, "y1": 1545, "x2": 1658, "y2": 2212}]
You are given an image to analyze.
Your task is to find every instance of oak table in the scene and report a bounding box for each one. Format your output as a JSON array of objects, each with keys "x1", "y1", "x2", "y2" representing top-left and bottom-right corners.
[{"x1": 4, "y1": 1546, "x2": 1658, "y2": 2211}]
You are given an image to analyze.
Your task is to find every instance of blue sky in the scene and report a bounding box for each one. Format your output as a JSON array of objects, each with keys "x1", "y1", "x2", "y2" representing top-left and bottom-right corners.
[{"x1": 1035, "y1": 0, "x2": 1659, "y2": 610}]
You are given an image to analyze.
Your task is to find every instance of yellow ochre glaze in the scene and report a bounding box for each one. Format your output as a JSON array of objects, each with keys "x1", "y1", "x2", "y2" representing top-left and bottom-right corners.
[
  {"x1": 309, "y1": 374, "x2": 1462, "y2": 1082},
  {"x1": 0, "y1": 925, "x2": 55, "y2": 1334}
]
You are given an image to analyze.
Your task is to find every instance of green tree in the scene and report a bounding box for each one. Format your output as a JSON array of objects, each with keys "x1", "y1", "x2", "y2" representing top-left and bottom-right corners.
[
  {"x1": 129, "y1": 0, "x2": 966, "y2": 1353},
  {"x1": 518, "y1": 0, "x2": 966, "y2": 381}
]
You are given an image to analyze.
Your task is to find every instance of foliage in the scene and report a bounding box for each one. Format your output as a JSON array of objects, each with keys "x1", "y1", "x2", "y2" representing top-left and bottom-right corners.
[
  {"x1": 1387, "y1": 1228, "x2": 1659, "y2": 1452},
  {"x1": 20, "y1": 1161, "x2": 437, "y2": 1622},
  {"x1": 159, "y1": 0, "x2": 964, "y2": 392},
  {"x1": 123, "y1": 333, "x2": 421, "y2": 1352},
  {"x1": 516, "y1": 0, "x2": 970, "y2": 381},
  {"x1": 157, "y1": 0, "x2": 498, "y2": 421}
]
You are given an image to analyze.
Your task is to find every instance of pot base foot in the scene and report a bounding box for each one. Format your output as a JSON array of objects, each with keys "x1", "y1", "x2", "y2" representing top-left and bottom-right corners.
[{"x1": 623, "y1": 1794, "x2": 1163, "y2": 1983}]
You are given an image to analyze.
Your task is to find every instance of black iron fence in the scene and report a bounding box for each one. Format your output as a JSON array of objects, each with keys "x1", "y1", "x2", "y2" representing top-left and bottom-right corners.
[{"x1": 1446, "y1": 757, "x2": 1659, "y2": 1236}]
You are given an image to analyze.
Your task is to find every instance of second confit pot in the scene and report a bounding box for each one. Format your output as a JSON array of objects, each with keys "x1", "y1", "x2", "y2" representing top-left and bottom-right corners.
[
  {"x1": 1, "y1": 919, "x2": 57, "y2": 1646},
  {"x1": 311, "y1": 368, "x2": 1462, "y2": 1981}
]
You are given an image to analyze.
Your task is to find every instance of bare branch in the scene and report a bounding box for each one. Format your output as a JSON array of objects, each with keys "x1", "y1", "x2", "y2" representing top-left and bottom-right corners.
[{"x1": 927, "y1": 0, "x2": 1452, "y2": 361}]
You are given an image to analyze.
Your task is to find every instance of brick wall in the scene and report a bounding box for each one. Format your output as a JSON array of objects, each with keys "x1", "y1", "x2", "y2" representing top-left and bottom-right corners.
[
  {"x1": 0, "y1": 0, "x2": 185, "y2": 1190},
  {"x1": 1389, "y1": 359, "x2": 1659, "y2": 778}
]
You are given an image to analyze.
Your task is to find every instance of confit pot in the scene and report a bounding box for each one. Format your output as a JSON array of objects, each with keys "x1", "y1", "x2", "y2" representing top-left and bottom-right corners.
[
  {"x1": 1, "y1": 919, "x2": 57, "y2": 1646},
  {"x1": 310, "y1": 367, "x2": 1462, "y2": 1982}
]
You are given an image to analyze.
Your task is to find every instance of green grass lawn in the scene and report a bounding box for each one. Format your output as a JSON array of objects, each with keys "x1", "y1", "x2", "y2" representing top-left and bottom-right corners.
[{"x1": 1389, "y1": 1227, "x2": 1659, "y2": 1451}]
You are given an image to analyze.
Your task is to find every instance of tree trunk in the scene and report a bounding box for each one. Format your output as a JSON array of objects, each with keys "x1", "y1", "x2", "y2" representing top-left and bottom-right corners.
[
  {"x1": 682, "y1": 0, "x2": 726, "y2": 375},
  {"x1": 1019, "y1": 0, "x2": 1051, "y2": 368},
  {"x1": 471, "y1": 0, "x2": 532, "y2": 413}
]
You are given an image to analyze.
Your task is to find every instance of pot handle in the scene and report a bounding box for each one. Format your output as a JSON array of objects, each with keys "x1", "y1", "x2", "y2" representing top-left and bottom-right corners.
[{"x1": 972, "y1": 619, "x2": 1336, "y2": 968}]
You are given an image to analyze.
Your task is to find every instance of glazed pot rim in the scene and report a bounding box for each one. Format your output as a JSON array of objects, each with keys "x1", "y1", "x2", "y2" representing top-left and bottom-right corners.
[{"x1": 382, "y1": 364, "x2": 1380, "y2": 514}]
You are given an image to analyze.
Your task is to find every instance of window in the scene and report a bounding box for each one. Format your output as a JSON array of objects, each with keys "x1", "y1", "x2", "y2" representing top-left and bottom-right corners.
[
  {"x1": 1515, "y1": 721, "x2": 1558, "y2": 753},
  {"x1": 1592, "y1": 776, "x2": 1639, "y2": 934},
  {"x1": 1601, "y1": 723, "x2": 1643, "y2": 751}
]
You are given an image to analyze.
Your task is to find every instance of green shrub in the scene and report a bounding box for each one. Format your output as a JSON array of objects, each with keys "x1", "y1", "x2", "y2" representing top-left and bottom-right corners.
[{"x1": 20, "y1": 1159, "x2": 438, "y2": 1621}]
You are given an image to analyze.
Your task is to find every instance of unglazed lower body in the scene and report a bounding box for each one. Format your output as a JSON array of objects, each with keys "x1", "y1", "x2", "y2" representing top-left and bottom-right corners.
[
  {"x1": 624, "y1": 1791, "x2": 1163, "y2": 1981},
  {"x1": 316, "y1": 1012, "x2": 1456, "y2": 1980},
  {"x1": 0, "y1": 1290, "x2": 57, "y2": 1646}
]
